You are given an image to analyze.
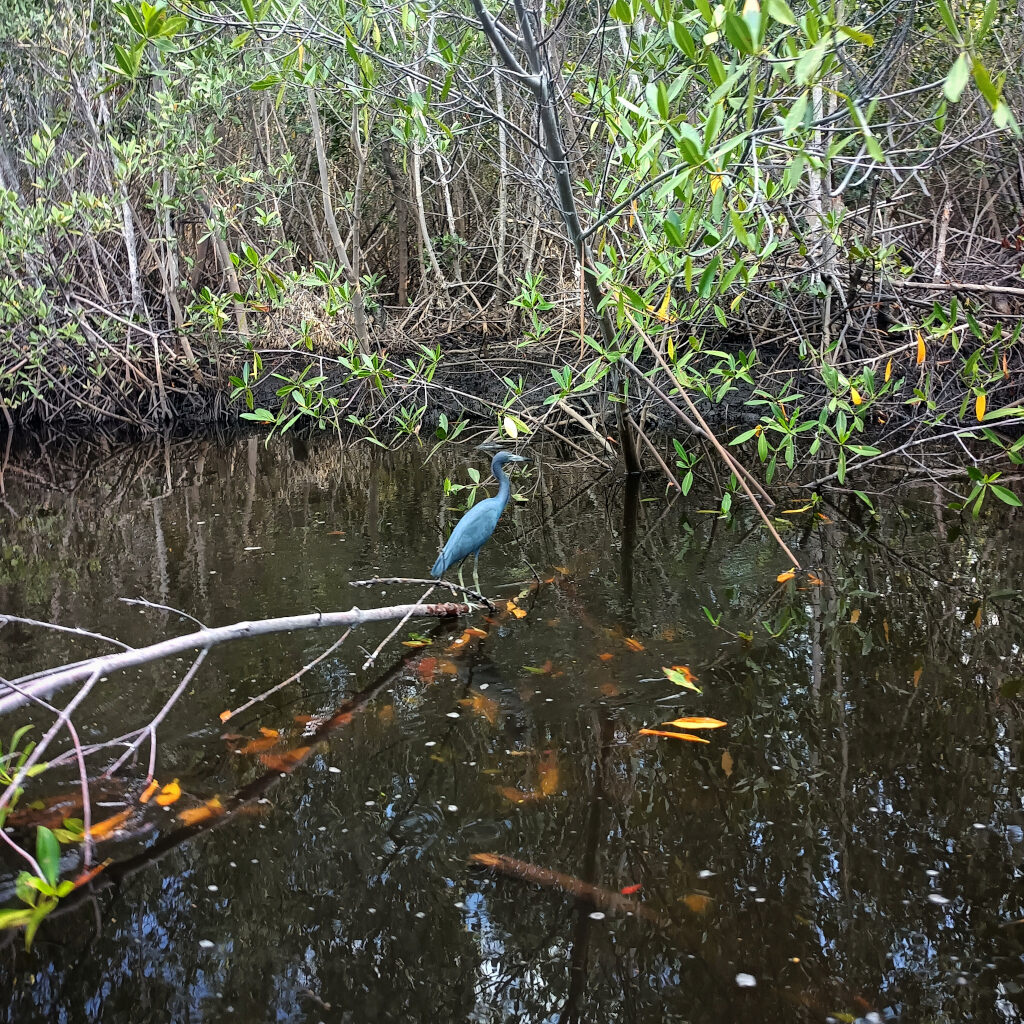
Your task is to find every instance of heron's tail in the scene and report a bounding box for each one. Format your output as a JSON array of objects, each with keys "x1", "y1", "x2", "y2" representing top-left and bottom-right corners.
[{"x1": 430, "y1": 551, "x2": 447, "y2": 577}]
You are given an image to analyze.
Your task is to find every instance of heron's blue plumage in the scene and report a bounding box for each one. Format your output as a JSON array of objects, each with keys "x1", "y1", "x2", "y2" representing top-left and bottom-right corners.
[{"x1": 430, "y1": 452, "x2": 526, "y2": 579}]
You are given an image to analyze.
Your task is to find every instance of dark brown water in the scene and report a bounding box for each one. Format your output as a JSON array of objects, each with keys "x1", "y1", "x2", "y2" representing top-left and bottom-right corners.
[{"x1": 0, "y1": 434, "x2": 1022, "y2": 1023}]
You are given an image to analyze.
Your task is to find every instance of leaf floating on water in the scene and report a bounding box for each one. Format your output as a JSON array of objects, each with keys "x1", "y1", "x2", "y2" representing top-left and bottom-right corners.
[
  {"x1": 807, "y1": 573, "x2": 824, "y2": 586},
  {"x1": 416, "y1": 656, "x2": 438, "y2": 682},
  {"x1": 259, "y1": 746, "x2": 312, "y2": 772},
  {"x1": 436, "y1": 658, "x2": 460, "y2": 676},
  {"x1": 238, "y1": 736, "x2": 278, "y2": 754},
  {"x1": 259, "y1": 727, "x2": 279, "y2": 738},
  {"x1": 496, "y1": 785, "x2": 543, "y2": 805},
  {"x1": 523, "y1": 660, "x2": 553, "y2": 675},
  {"x1": 598, "y1": 652, "x2": 614, "y2": 662},
  {"x1": 973, "y1": 605, "x2": 983, "y2": 629},
  {"x1": 623, "y1": 636, "x2": 644, "y2": 652},
  {"x1": 850, "y1": 609, "x2": 861, "y2": 624},
  {"x1": 139, "y1": 779, "x2": 160, "y2": 804},
  {"x1": 294, "y1": 714, "x2": 315, "y2": 725},
  {"x1": 155, "y1": 780, "x2": 182, "y2": 806},
  {"x1": 661, "y1": 717, "x2": 727, "y2": 730},
  {"x1": 621, "y1": 883, "x2": 643, "y2": 895},
  {"x1": 662, "y1": 666, "x2": 701, "y2": 693},
  {"x1": 777, "y1": 570, "x2": 796, "y2": 583},
  {"x1": 721, "y1": 749, "x2": 734, "y2": 777},
  {"x1": 538, "y1": 750, "x2": 560, "y2": 796},
  {"x1": 912, "y1": 667, "x2": 923, "y2": 687},
  {"x1": 459, "y1": 691, "x2": 499, "y2": 725},
  {"x1": 683, "y1": 893, "x2": 713, "y2": 914},
  {"x1": 600, "y1": 682, "x2": 620, "y2": 697},
  {"x1": 506, "y1": 601, "x2": 528, "y2": 619},
  {"x1": 464, "y1": 627, "x2": 489, "y2": 638},
  {"x1": 639, "y1": 729, "x2": 710, "y2": 744},
  {"x1": 219, "y1": 710, "x2": 232, "y2": 723},
  {"x1": 328, "y1": 530, "x2": 345, "y2": 536},
  {"x1": 882, "y1": 619, "x2": 890, "y2": 644},
  {"x1": 178, "y1": 797, "x2": 224, "y2": 827},
  {"x1": 73, "y1": 860, "x2": 111, "y2": 888},
  {"x1": 87, "y1": 809, "x2": 132, "y2": 839},
  {"x1": 402, "y1": 639, "x2": 430, "y2": 648}
]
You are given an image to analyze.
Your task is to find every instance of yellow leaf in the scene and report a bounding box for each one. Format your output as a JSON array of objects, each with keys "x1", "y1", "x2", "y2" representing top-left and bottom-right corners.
[
  {"x1": 662, "y1": 665, "x2": 699, "y2": 692},
  {"x1": 916, "y1": 332, "x2": 926, "y2": 365},
  {"x1": 850, "y1": 608, "x2": 861, "y2": 624},
  {"x1": 219, "y1": 710, "x2": 232, "y2": 723},
  {"x1": 885, "y1": 358, "x2": 892, "y2": 382},
  {"x1": 710, "y1": 173, "x2": 723, "y2": 194},
  {"x1": 639, "y1": 728, "x2": 710, "y2": 744},
  {"x1": 655, "y1": 285, "x2": 672, "y2": 322},
  {"x1": 623, "y1": 636, "x2": 644, "y2": 652},
  {"x1": 851, "y1": 386, "x2": 863, "y2": 405},
  {"x1": 912, "y1": 667, "x2": 923, "y2": 687},
  {"x1": 503, "y1": 415, "x2": 519, "y2": 439},
  {"x1": 155, "y1": 779, "x2": 181, "y2": 806},
  {"x1": 139, "y1": 779, "x2": 160, "y2": 804},
  {"x1": 777, "y1": 570, "x2": 796, "y2": 583},
  {"x1": 976, "y1": 393, "x2": 987, "y2": 421},
  {"x1": 973, "y1": 605, "x2": 983, "y2": 629},
  {"x1": 661, "y1": 717, "x2": 727, "y2": 730},
  {"x1": 259, "y1": 727, "x2": 279, "y2": 738}
]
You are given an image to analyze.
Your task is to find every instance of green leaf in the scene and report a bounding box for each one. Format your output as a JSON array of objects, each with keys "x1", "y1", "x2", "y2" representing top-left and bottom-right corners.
[
  {"x1": 764, "y1": 0, "x2": 796, "y2": 26},
  {"x1": 0, "y1": 909, "x2": 33, "y2": 931},
  {"x1": 837, "y1": 25, "x2": 873, "y2": 46},
  {"x1": 663, "y1": 665, "x2": 702, "y2": 694},
  {"x1": 795, "y1": 37, "x2": 829, "y2": 87},
  {"x1": 35, "y1": 827, "x2": 60, "y2": 889},
  {"x1": 989, "y1": 484, "x2": 1022, "y2": 507},
  {"x1": 782, "y1": 92, "x2": 808, "y2": 138},
  {"x1": 943, "y1": 54, "x2": 970, "y2": 103},
  {"x1": 971, "y1": 59, "x2": 1000, "y2": 108}
]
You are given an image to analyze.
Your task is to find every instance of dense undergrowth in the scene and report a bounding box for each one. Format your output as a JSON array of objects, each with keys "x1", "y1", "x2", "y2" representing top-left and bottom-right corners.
[{"x1": 1, "y1": 0, "x2": 1023, "y2": 499}]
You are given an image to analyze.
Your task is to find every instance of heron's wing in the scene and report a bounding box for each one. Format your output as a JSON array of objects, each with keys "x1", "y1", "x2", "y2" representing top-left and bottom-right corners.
[{"x1": 432, "y1": 497, "x2": 502, "y2": 574}]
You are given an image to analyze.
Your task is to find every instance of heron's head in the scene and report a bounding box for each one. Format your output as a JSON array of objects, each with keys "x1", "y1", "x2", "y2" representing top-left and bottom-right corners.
[{"x1": 491, "y1": 450, "x2": 529, "y2": 470}]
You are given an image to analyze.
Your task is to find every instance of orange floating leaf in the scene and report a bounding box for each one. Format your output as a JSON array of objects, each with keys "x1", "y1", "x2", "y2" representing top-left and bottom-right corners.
[
  {"x1": 976, "y1": 393, "x2": 987, "y2": 421},
  {"x1": 155, "y1": 780, "x2": 182, "y2": 806},
  {"x1": 599, "y1": 682, "x2": 620, "y2": 697},
  {"x1": 598, "y1": 652, "x2": 614, "y2": 662},
  {"x1": 683, "y1": 893, "x2": 713, "y2": 914},
  {"x1": 416, "y1": 656, "x2": 438, "y2": 682},
  {"x1": 850, "y1": 608, "x2": 861, "y2": 624},
  {"x1": 259, "y1": 727, "x2": 279, "y2": 738},
  {"x1": 807, "y1": 573, "x2": 824, "y2": 586},
  {"x1": 883, "y1": 619, "x2": 890, "y2": 644},
  {"x1": 139, "y1": 779, "x2": 160, "y2": 804},
  {"x1": 327, "y1": 711, "x2": 353, "y2": 728},
  {"x1": 916, "y1": 332, "x2": 926, "y2": 364},
  {"x1": 660, "y1": 716, "x2": 727, "y2": 730},
  {"x1": 459, "y1": 691, "x2": 499, "y2": 725},
  {"x1": 538, "y1": 749, "x2": 560, "y2": 796},
  {"x1": 505, "y1": 601, "x2": 528, "y2": 619},
  {"x1": 219, "y1": 710, "x2": 232, "y2": 723},
  {"x1": 238, "y1": 736, "x2": 278, "y2": 754},
  {"x1": 638, "y1": 729, "x2": 710, "y2": 743},
  {"x1": 294, "y1": 714, "x2": 315, "y2": 724},
  {"x1": 912, "y1": 666, "x2": 923, "y2": 687},
  {"x1": 73, "y1": 859, "x2": 111, "y2": 888},
  {"x1": 328, "y1": 530, "x2": 345, "y2": 535},
  {"x1": 402, "y1": 639, "x2": 430, "y2": 647},
  {"x1": 88, "y1": 809, "x2": 131, "y2": 839},
  {"x1": 178, "y1": 797, "x2": 224, "y2": 827},
  {"x1": 974, "y1": 605, "x2": 983, "y2": 629},
  {"x1": 621, "y1": 883, "x2": 643, "y2": 895},
  {"x1": 623, "y1": 636, "x2": 644, "y2": 652},
  {"x1": 436, "y1": 658, "x2": 460, "y2": 675},
  {"x1": 721, "y1": 749, "x2": 734, "y2": 777},
  {"x1": 259, "y1": 745, "x2": 312, "y2": 772},
  {"x1": 496, "y1": 786, "x2": 543, "y2": 804},
  {"x1": 465, "y1": 627, "x2": 489, "y2": 638},
  {"x1": 777, "y1": 569, "x2": 796, "y2": 583}
]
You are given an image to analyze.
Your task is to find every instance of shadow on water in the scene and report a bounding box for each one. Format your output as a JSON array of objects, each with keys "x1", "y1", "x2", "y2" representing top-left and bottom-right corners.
[{"x1": 0, "y1": 432, "x2": 1022, "y2": 1022}]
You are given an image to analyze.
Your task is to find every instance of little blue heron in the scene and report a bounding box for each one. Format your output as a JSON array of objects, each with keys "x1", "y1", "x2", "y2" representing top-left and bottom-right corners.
[{"x1": 431, "y1": 451, "x2": 529, "y2": 592}]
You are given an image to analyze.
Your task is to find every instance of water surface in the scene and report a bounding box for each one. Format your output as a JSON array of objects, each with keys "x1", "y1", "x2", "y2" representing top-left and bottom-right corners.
[{"x1": 0, "y1": 435, "x2": 1022, "y2": 1022}]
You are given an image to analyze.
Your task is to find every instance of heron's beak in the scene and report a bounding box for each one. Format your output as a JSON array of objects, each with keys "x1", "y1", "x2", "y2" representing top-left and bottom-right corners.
[{"x1": 507, "y1": 454, "x2": 530, "y2": 463}]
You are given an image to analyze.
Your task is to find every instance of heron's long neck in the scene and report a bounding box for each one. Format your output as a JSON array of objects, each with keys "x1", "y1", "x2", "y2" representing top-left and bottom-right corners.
[{"x1": 493, "y1": 463, "x2": 512, "y2": 510}]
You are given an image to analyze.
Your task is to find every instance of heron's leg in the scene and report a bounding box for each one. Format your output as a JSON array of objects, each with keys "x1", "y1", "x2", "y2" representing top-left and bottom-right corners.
[
  {"x1": 457, "y1": 563, "x2": 466, "y2": 591},
  {"x1": 472, "y1": 552, "x2": 482, "y2": 596}
]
